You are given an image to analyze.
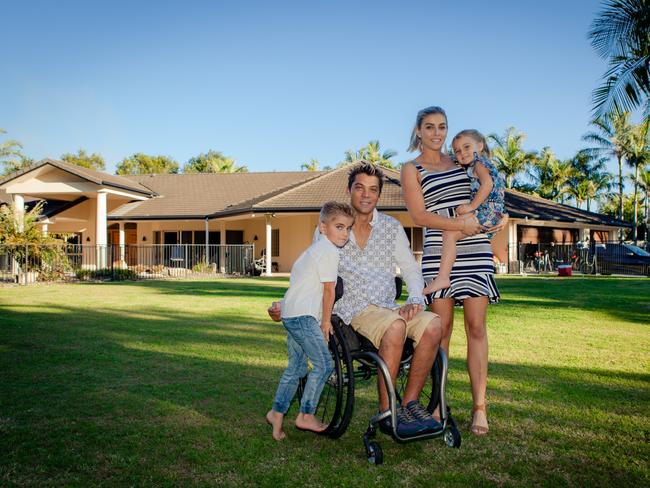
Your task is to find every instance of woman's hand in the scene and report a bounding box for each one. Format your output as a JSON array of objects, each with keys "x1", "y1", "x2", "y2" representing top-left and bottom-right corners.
[
  {"x1": 458, "y1": 214, "x2": 483, "y2": 236},
  {"x1": 484, "y1": 213, "x2": 509, "y2": 234},
  {"x1": 456, "y1": 204, "x2": 473, "y2": 215}
]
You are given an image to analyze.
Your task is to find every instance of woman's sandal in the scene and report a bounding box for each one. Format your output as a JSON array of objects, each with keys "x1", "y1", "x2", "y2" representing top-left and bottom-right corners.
[{"x1": 471, "y1": 404, "x2": 489, "y2": 436}]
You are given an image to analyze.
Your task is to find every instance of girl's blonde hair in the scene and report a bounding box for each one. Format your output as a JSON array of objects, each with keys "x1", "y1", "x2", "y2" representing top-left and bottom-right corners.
[
  {"x1": 407, "y1": 106, "x2": 447, "y2": 152},
  {"x1": 452, "y1": 129, "x2": 491, "y2": 159}
]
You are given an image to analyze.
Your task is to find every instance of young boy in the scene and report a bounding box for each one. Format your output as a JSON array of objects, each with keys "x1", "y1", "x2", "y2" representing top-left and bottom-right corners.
[{"x1": 266, "y1": 201, "x2": 355, "y2": 441}]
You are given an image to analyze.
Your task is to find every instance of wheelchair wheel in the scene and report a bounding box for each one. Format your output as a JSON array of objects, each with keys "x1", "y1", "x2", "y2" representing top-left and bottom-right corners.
[{"x1": 296, "y1": 319, "x2": 355, "y2": 439}]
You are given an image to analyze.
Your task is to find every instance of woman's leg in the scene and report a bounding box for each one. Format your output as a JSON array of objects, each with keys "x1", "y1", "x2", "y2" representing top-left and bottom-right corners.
[
  {"x1": 423, "y1": 231, "x2": 462, "y2": 293},
  {"x1": 463, "y1": 296, "x2": 489, "y2": 435}
]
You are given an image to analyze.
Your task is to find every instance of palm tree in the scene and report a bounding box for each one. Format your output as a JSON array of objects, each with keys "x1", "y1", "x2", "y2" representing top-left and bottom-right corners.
[
  {"x1": 488, "y1": 127, "x2": 537, "y2": 188},
  {"x1": 582, "y1": 111, "x2": 633, "y2": 220},
  {"x1": 624, "y1": 118, "x2": 650, "y2": 242},
  {"x1": 528, "y1": 147, "x2": 572, "y2": 201},
  {"x1": 568, "y1": 151, "x2": 613, "y2": 211},
  {"x1": 183, "y1": 150, "x2": 247, "y2": 173},
  {"x1": 588, "y1": 0, "x2": 650, "y2": 118},
  {"x1": 341, "y1": 140, "x2": 397, "y2": 168},
  {"x1": 635, "y1": 166, "x2": 650, "y2": 241},
  {"x1": 300, "y1": 158, "x2": 320, "y2": 171}
]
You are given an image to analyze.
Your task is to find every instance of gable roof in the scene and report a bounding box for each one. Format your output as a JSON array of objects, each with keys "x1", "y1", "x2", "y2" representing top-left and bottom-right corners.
[
  {"x1": 0, "y1": 159, "x2": 156, "y2": 197},
  {"x1": 109, "y1": 171, "x2": 325, "y2": 220},
  {"x1": 505, "y1": 189, "x2": 630, "y2": 227}
]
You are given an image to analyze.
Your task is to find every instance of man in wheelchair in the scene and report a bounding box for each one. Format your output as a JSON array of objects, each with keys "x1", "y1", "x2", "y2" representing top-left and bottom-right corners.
[{"x1": 269, "y1": 162, "x2": 444, "y2": 437}]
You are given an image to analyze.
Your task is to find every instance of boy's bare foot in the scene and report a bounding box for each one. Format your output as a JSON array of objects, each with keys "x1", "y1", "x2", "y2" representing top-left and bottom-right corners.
[
  {"x1": 266, "y1": 410, "x2": 286, "y2": 441},
  {"x1": 423, "y1": 276, "x2": 451, "y2": 294},
  {"x1": 295, "y1": 413, "x2": 328, "y2": 433}
]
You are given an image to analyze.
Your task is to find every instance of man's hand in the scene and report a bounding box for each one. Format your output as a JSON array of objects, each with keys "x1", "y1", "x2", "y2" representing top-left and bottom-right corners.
[
  {"x1": 398, "y1": 303, "x2": 423, "y2": 321},
  {"x1": 267, "y1": 301, "x2": 282, "y2": 322},
  {"x1": 456, "y1": 204, "x2": 474, "y2": 215}
]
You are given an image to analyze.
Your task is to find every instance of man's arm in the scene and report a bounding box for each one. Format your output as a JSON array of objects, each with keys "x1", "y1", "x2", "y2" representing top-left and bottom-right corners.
[{"x1": 394, "y1": 226, "x2": 425, "y2": 320}]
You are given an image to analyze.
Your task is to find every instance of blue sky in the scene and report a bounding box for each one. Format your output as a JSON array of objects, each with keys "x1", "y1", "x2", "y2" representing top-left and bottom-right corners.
[{"x1": 2, "y1": 0, "x2": 622, "y2": 175}]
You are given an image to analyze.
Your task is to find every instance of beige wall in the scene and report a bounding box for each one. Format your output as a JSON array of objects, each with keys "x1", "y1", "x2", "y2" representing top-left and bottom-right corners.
[{"x1": 43, "y1": 197, "x2": 125, "y2": 244}]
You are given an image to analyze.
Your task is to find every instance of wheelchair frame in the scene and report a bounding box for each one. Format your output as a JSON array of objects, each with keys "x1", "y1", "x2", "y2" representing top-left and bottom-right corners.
[{"x1": 296, "y1": 278, "x2": 461, "y2": 464}]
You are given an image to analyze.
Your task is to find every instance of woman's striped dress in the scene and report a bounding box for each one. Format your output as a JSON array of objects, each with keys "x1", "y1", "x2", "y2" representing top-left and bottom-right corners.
[{"x1": 416, "y1": 163, "x2": 500, "y2": 305}]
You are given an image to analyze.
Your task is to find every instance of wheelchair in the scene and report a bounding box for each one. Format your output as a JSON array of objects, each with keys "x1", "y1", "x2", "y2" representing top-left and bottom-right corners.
[{"x1": 296, "y1": 277, "x2": 461, "y2": 464}]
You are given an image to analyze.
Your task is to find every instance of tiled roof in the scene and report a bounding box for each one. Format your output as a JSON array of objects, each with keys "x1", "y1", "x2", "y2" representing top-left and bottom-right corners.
[
  {"x1": 110, "y1": 171, "x2": 325, "y2": 219},
  {"x1": 0, "y1": 159, "x2": 156, "y2": 197},
  {"x1": 218, "y1": 166, "x2": 404, "y2": 215},
  {"x1": 505, "y1": 189, "x2": 630, "y2": 227}
]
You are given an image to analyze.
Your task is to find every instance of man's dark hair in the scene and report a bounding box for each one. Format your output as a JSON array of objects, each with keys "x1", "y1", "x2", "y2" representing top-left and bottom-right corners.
[{"x1": 347, "y1": 161, "x2": 385, "y2": 195}]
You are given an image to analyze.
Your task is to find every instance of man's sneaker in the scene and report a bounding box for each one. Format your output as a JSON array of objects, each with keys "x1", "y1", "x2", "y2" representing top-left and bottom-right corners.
[
  {"x1": 395, "y1": 406, "x2": 429, "y2": 437},
  {"x1": 405, "y1": 400, "x2": 442, "y2": 432}
]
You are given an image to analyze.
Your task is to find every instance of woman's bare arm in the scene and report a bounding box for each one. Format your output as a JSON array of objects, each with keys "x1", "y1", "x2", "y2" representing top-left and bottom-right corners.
[{"x1": 401, "y1": 162, "x2": 482, "y2": 233}]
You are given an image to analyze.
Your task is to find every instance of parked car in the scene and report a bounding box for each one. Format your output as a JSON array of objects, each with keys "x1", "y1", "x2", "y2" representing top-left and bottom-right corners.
[{"x1": 595, "y1": 243, "x2": 650, "y2": 276}]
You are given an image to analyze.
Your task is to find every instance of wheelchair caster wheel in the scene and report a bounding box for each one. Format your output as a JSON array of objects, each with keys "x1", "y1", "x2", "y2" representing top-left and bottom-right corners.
[
  {"x1": 366, "y1": 441, "x2": 383, "y2": 465},
  {"x1": 443, "y1": 425, "x2": 461, "y2": 448}
]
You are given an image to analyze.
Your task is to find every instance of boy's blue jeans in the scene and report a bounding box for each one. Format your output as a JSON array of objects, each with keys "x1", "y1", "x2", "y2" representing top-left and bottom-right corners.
[{"x1": 272, "y1": 315, "x2": 334, "y2": 415}]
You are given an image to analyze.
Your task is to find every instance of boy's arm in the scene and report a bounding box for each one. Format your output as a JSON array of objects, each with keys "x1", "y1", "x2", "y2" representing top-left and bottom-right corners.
[
  {"x1": 321, "y1": 281, "x2": 336, "y2": 337},
  {"x1": 468, "y1": 162, "x2": 494, "y2": 211}
]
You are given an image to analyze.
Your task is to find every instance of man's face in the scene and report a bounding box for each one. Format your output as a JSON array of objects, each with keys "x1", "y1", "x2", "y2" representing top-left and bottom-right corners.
[{"x1": 348, "y1": 173, "x2": 381, "y2": 216}]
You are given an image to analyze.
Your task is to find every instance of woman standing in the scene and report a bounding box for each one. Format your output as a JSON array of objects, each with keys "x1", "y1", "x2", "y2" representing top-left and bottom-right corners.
[{"x1": 401, "y1": 106, "x2": 505, "y2": 435}]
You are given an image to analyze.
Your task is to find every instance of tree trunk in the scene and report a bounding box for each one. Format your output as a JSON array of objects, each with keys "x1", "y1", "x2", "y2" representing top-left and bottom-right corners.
[
  {"x1": 618, "y1": 155, "x2": 623, "y2": 220},
  {"x1": 633, "y1": 165, "x2": 639, "y2": 245}
]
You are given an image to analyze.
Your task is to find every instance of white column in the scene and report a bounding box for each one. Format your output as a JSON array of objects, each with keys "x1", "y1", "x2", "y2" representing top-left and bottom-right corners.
[
  {"x1": 96, "y1": 192, "x2": 108, "y2": 268},
  {"x1": 204, "y1": 218, "x2": 209, "y2": 265},
  {"x1": 219, "y1": 221, "x2": 226, "y2": 273},
  {"x1": 42, "y1": 223, "x2": 48, "y2": 236},
  {"x1": 119, "y1": 222, "x2": 125, "y2": 268},
  {"x1": 508, "y1": 222, "x2": 518, "y2": 268},
  {"x1": 13, "y1": 194, "x2": 25, "y2": 232},
  {"x1": 265, "y1": 214, "x2": 272, "y2": 277}
]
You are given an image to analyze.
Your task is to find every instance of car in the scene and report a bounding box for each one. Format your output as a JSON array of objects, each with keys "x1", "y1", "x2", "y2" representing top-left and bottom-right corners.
[{"x1": 594, "y1": 243, "x2": 650, "y2": 277}]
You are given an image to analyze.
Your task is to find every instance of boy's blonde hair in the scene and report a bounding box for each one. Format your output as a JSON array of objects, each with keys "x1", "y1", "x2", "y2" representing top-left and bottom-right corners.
[
  {"x1": 320, "y1": 201, "x2": 355, "y2": 223},
  {"x1": 452, "y1": 129, "x2": 491, "y2": 159}
]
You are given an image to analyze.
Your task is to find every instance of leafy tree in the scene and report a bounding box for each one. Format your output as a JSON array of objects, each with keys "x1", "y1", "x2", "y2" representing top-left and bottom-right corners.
[
  {"x1": 0, "y1": 129, "x2": 26, "y2": 175},
  {"x1": 60, "y1": 149, "x2": 106, "y2": 171},
  {"x1": 623, "y1": 118, "x2": 650, "y2": 242},
  {"x1": 341, "y1": 140, "x2": 398, "y2": 169},
  {"x1": 300, "y1": 158, "x2": 320, "y2": 171},
  {"x1": 582, "y1": 111, "x2": 633, "y2": 220},
  {"x1": 588, "y1": 0, "x2": 650, "y2": 117},
  {"x1": 115, "y1": 153, "x2": 179, "y2": 175},
  {"x1": 488, "y1": 127, "x2": 537, "y2": 188},
  {"x1": 183, "y1": 150, "x2": 247, "y2": 173}
]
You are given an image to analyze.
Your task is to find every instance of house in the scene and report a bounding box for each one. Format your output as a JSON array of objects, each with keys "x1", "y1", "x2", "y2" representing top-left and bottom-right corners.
[{"x1": 0, "y1": 159, "x2": 630, "y2": 274}]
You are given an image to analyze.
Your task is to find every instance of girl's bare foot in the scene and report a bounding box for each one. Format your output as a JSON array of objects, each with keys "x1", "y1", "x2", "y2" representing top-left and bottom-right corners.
[
  {"x1": 295, "y1": 413, "x2": 328, "y2": 433},
  {"x1": 266, "y1": 410, "x2": 286, "y2": 441},
  {"x1": 423, "y1": 276, "x2": 451, "y2": 294}
]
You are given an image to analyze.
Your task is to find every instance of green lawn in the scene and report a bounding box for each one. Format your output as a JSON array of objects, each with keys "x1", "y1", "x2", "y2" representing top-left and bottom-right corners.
[{"x1": 1, "y1": 277, "x2": 649, "y2": 487}]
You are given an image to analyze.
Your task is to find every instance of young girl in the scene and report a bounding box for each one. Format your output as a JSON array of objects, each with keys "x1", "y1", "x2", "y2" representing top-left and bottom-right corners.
[{"x1": 423, "y1": 129, "x2": 506, "y2": 294}]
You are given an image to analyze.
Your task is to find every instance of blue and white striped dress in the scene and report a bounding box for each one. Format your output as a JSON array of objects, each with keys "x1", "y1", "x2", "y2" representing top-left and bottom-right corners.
[{"x1": 416, "y1": 163, "x2": 500, "y2": 305}]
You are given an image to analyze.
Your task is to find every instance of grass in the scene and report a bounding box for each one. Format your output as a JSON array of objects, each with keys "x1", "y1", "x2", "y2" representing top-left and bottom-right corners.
[{"x1": 1, "y1": 276, "x2": 649, "y2": 487}]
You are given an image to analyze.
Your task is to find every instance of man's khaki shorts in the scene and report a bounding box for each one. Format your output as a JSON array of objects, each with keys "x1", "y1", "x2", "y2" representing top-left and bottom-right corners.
[{"x1": 350, "y1": 304, "x2": 439, "y2": 349}]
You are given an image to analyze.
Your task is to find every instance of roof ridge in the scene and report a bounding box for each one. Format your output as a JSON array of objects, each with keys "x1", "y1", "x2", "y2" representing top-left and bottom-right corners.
[{"x1": 215, "y1": 171, "x2": 328, "y2": 215}]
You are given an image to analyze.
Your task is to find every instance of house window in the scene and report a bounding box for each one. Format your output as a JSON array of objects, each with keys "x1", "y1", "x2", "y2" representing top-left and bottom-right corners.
[{"x1": 272, "y1": 229, "x2": 280, "y2": 257}]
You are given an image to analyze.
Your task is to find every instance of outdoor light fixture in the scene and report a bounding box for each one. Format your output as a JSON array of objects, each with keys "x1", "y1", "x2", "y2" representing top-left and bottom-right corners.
[
  {"x1": 86, "y1": 237, "x2": 91, "y2": 242},
  {"x1": 253, "y1": 235, "x2": 258, "y2": 241},
  {"x1": 142, "y1": 236, "x2": 147, "y2": 242}
]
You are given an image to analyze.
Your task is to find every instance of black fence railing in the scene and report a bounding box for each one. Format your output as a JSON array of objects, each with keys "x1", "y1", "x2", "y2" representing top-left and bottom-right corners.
[
  {"x1": 0, "y1": 244, "x2": 256, "y2": 283},
  {"x1": 513, "y1": 241, "x2": 650, "y2": 277}
]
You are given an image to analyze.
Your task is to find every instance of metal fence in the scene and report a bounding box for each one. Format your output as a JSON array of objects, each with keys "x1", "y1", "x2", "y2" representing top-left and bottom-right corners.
[
  {"x1": 0, "y1": 244, "x2": 256, "y2": 283},
  {"x1": 513, "y1": 241, "x2": 650, "y2": 277}
]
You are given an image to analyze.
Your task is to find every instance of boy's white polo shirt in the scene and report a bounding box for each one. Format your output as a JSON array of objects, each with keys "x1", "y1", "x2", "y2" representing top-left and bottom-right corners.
[{"x1": 281, "y1": 236, "x2": 339, "y2": 322}]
